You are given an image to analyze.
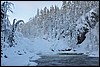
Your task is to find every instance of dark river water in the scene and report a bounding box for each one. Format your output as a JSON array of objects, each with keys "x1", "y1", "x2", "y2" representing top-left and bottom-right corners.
[{"x1": 33, "y1": 55, "x2": 99, "y2": 66}]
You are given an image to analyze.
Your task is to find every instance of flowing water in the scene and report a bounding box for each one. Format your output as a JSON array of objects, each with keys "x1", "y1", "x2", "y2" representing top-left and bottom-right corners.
[{"x1": 33, "y1": 54, "x2": 99, "y2": 66}]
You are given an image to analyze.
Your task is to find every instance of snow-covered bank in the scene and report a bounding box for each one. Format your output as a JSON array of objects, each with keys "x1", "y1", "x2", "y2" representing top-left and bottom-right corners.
[
  {"x1": 1, "y1": 32, "x2": 40, "y2": 66},
  {"x1": 32, "y1": 37, "x2": 53, "y2": 55},
  {"x1": 88, "y1": 50, "x2": 99, "y2": 57},
  {"x1": 32, "y1": 37, "x2": 72, "y2": 55},
  {"x1": 1, "y1": 53, "x2": 39, "y2": 66}
]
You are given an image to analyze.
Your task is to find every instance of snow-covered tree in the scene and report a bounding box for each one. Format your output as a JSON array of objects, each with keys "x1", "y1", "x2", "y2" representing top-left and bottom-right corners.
[
  {"x1": 1, "y1": 1, "x2": 14, "y2": 46},
  {"x1": 18, "y1": 1, "x2": 99, "y2": 52},
  {"x1": 75, "y1": 6, "x2": 99, "y2": 54},
  {"x1": 1, "y1": 1, "x2": 25, "y2": 48},
  {"x1": 44, "y1": 7, "x2": 47, "y2": 15},
  {"x1": 1, "y1": 1, "x2": 14, "y2": 57},
  {"x1": 8, "y1": 19, "x2": 24, "y2": 47},
  {"x1": 37, "y1": 8, "x2": 39, "y2": 16}
]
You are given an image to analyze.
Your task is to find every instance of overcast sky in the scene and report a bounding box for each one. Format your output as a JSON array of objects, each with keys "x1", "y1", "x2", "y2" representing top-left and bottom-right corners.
[{"x1": 6, "y1": 1, "x2": 62, "y2": 24}]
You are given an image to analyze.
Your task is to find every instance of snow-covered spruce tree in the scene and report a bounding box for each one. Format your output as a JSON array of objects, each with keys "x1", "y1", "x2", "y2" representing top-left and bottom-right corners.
[
  {"x1": 1, "y1": 1, "x2": 14, "y2": 57},
  {"x1": 1, "y1": 1, "x2": 24, "y2": 48},
  {"x1": 76, "y1": 6, "x2": 99, "y2": 44},
  {"x1": 1, "y1": 1, "x2": 14, "y2": 44},
  {"x1": 37, "y1": 8, "x2": 39, "y2": 17},
  {"x1": 75, "y1": 6, "x2": 99, "y2": 54},
  {"x1": 8, "y1": 19, "x2": 24, "y2": 47},
  {"x1": 18, "y1": 1, "x2": 99, "y2": 51},
  {"x1": 85, "y1": 7, "x2": 99, "y2": 52}
]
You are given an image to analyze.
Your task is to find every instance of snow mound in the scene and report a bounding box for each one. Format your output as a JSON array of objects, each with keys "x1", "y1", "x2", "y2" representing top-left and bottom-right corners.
[
  {"x1": 1, "y1": 32, "x2": 40, "y2": 66},
  {"x1": 32, "y1": 37, "x2": 53, "y2": 55}
]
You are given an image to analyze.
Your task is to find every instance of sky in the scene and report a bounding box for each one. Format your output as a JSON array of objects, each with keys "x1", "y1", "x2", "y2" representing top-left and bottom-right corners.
[{"x1": 5, "y1": 1, "x2": 62, "y2": 24}]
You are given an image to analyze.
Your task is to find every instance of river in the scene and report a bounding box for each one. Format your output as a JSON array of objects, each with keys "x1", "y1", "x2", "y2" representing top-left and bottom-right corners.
[{"x1": 33, "y1": 54, "x2": 99, "y2": 66}]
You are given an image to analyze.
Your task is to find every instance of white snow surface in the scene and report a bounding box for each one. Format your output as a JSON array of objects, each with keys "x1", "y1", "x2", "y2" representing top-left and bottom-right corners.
[
  {"x1": 1, "y1": 32, "x2": 72, "y2": 66},
  {"x1": 32, "y1": 37, "x2": 71, "y2": 55},
  {"x1": 1, "y1": 32, "x2": 40, "y2": 66}
]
